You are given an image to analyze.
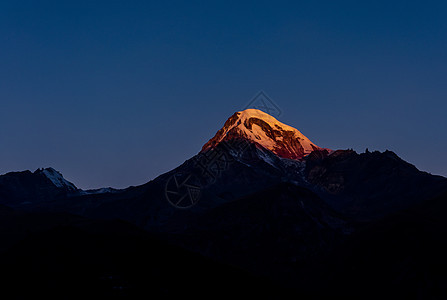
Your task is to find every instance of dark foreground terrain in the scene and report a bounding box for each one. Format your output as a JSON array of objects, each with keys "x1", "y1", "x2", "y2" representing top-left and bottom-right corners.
[
  {"x1": 0, "y1": 189, "x2": 446, "y2": 299},
  {"x1": 0, "y1": 207, "x2": 296, "y2": 299}
]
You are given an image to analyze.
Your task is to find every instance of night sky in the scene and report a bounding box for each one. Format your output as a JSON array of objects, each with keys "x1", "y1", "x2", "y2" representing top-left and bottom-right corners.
[{"x1": 1, "y1": 1, "x2": 446, "y2": 189}]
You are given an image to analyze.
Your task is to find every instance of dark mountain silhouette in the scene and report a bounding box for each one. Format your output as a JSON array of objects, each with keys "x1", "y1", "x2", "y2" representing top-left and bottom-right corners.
[
  {"x1": 313, "y1": 190, "x2": 447, "y2": 299},
  {"x1": 0, "y1": 168, "x2": 77, "y2": 206},
  {"x1": 0, "y1": 109, "x2": 446, "y2": 298},
  {"x1": 0, "y1": 208, "x2": 293, "y2": 299},
  {"x1": 305, "y1": 149, "x2": 447, "y2": 220}
]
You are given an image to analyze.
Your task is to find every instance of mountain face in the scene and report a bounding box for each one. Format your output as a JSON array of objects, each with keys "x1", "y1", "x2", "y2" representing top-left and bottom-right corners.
[
  {"x1": 1, "y1": 109, "x2": 447, "y2": 298},
  {"x1": 165, "y1": 182, "x2": 349, "y2": 280},
  {"x1": 0, "y1": 167, "x2": 78, "y2": 206},
  {"x1": 1, "y1": 109, "x2": 446, "y2": 234},
  {"x1": 2, "y1": 109, "x2": 445, "y2": 230},
  {"x1": 202, "y1": 109, "x2": 325, "y2": 160},
  {"x1": 305, "y1": 149, "x2": 447, "y2": 220}
]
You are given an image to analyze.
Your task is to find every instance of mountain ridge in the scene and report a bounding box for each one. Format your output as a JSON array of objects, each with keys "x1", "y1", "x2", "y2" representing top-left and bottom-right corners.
[{"x1": 0, "y1": 109, "x2": 447, "y2": 298}]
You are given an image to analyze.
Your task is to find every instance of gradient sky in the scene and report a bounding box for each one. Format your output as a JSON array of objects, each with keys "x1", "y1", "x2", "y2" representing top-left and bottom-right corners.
[{"x1": 1, "y1": 0, "x2": 446, "y2": 189}]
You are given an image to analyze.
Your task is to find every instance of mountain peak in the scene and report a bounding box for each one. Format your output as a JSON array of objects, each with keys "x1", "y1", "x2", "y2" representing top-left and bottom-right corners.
[
  {"x1": 34, "y1": 167, "x2": 77, "y2": 191},
  {"x1": 202, "y1": 109, "x2": 325, "y2": 160}
]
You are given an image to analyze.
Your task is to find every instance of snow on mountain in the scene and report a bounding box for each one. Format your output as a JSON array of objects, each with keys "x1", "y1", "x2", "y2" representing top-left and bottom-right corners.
[
  {"x1": 39, "y1": 167, "x2": 78, "y2": 191},
  {"x1": 80, "y1": 187, "x2": 120, "y2": 195},
  {"x1": 202, "y1": 109, "x2": 327, "y2": 160}
]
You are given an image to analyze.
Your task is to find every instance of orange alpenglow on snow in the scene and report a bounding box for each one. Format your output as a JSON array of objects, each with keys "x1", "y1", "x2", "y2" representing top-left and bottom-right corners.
[{"x1": 202, "y1": 109, "x2": 327, "y2": 160}]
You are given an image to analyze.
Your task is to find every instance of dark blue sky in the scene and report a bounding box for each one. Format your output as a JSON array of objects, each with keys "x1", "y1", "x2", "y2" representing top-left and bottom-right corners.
[{"x1": 1, "y1": 0, "x2": 446, "y2": 189}]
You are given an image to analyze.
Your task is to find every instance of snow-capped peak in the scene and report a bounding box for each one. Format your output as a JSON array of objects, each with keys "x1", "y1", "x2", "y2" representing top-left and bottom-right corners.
[
  {"x1": 37, "y1": 167, "x2": 78, "y2": 191},
  {"x1": 202, "y1": 109, "x2": 326, "y2": 160}
]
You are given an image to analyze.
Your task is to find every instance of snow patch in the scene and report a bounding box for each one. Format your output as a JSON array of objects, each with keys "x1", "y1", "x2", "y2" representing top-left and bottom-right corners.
[
  {"x1": 256, "y1": 148, "x2": 279, "y2": 169},
  {"x1": 41, "y1": 168, "x2": 77, "y2": 191},
  {"x1": 79, "y1": 187, "x2": 120, "y2": 195},
  {"x1": 214, "y1": 109, "x2": 320, "y2": 156}
]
